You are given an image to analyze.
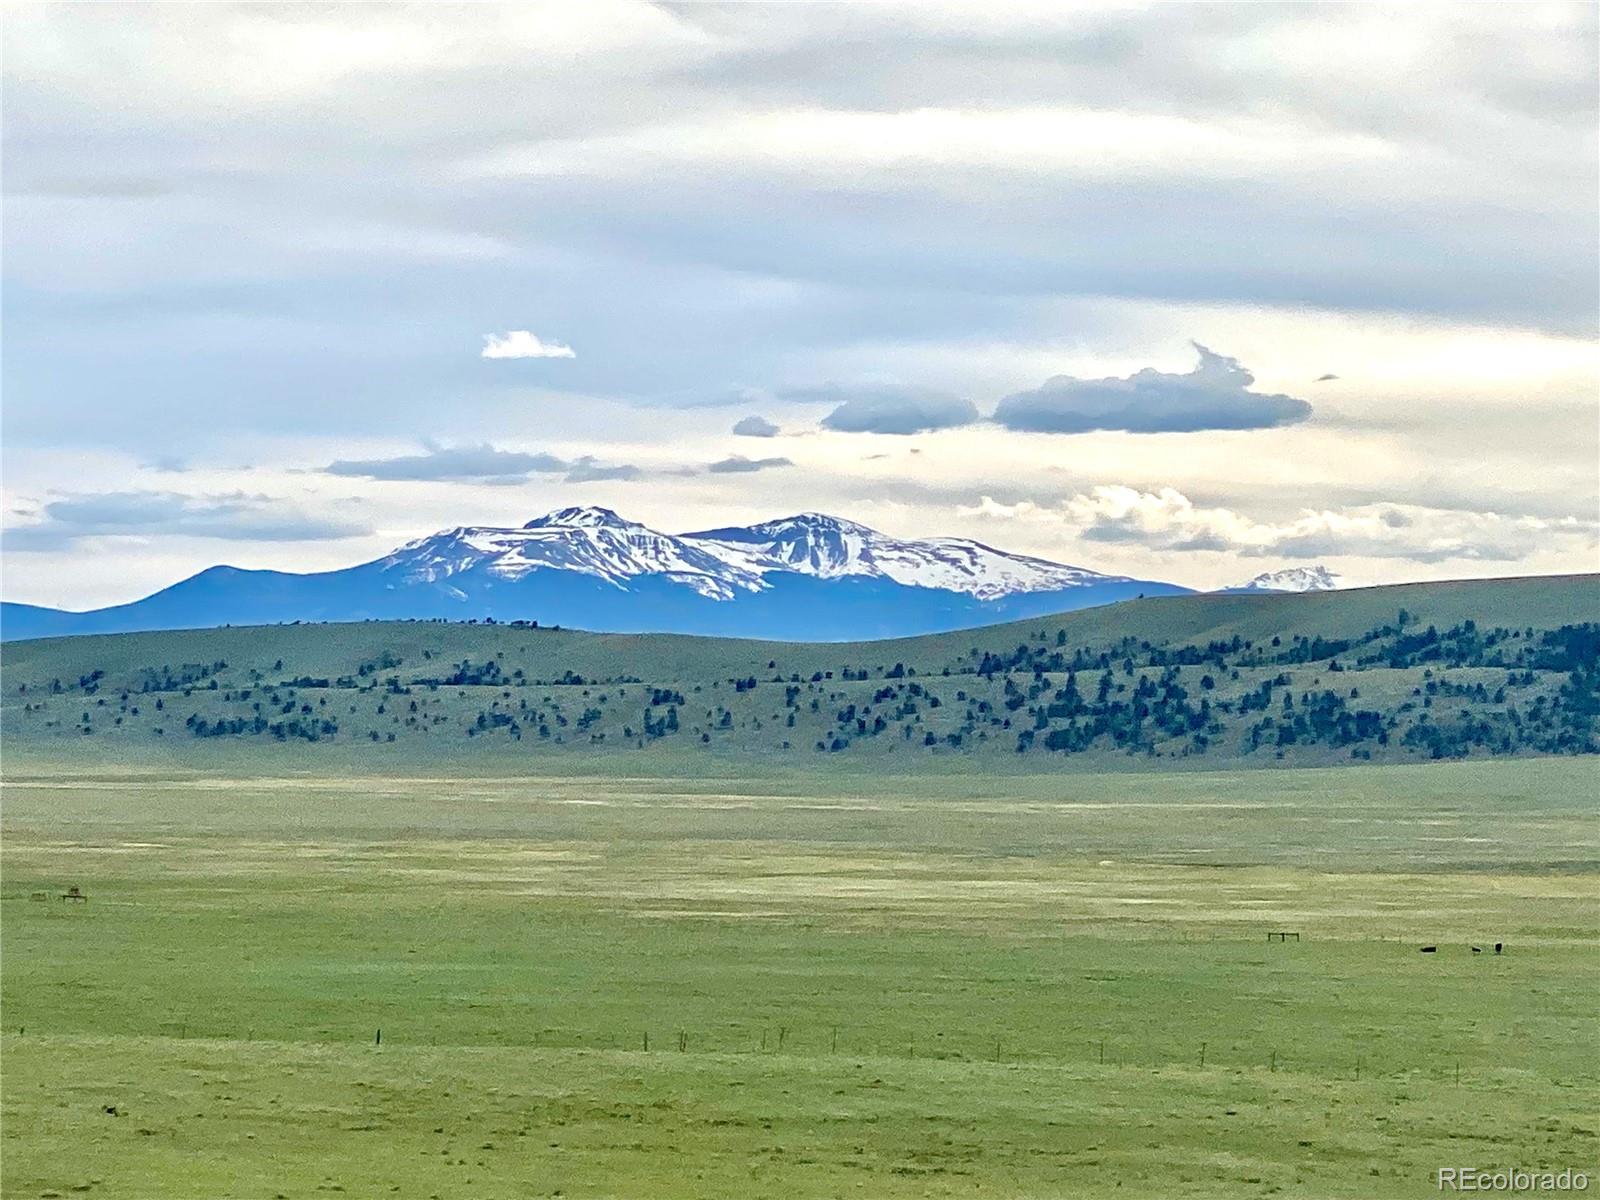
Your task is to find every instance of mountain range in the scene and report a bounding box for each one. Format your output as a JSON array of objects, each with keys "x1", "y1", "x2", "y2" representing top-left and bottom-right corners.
[
  {"x1": 0, "y1": 506, "x2": 1340, "y2": 642},
  {"x1": 1226, "y1": 566, "x2": 1343, "y2": 594}
]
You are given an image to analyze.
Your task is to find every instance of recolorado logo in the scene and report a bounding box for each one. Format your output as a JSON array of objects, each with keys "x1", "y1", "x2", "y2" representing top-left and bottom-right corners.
[{"x1": 1438, "y1": 1168, "x2": 1590, "y2": 1192}]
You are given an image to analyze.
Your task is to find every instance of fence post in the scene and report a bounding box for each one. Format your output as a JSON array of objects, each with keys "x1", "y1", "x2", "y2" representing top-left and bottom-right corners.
[{"x1": 1199, "y1": 1042, "x2": 1206, "y2": 1068}]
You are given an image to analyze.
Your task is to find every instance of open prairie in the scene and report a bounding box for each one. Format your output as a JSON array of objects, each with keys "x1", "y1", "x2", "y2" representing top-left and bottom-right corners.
[{"x1": 3, "y1": 757, "x2": 1596, "y2": 1198}]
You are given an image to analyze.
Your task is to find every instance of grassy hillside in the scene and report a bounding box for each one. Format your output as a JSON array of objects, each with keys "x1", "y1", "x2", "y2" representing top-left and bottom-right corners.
[{"x1": 4, "y1": 574, "x2": 1596, "y2": 768}]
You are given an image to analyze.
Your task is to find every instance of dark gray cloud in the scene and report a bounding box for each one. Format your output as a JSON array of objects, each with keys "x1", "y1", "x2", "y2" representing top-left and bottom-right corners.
[
  {"x1": 322, "y1": 443, "x2": 640, "y2": 486},
  {"x1": 992, "y1": 345, "x2": 1312, "y2": 434},
  {"x1": 324, "y1": 443, "x2": 568, "y2": 483},
  {"x1": 2, "y1": 490, "x2": 369, "y2": 551},
  {"x1": 706, "y1": 454, "x2": 794, "y2": 474},
  {"x1": 732, "y1": 414, "x2": 781, "y2": 437},
  {"x1": 563, "y1": 458, "x2": 641, "y2": 482},
  {"x1": 1079, "y1": 523, "x2": 1233, "y2": 552},
  {"x1": 683, "y1": 5, "x2": 1599, "y2": 142},
  {"x1": 819, "y1": 388, "x2": 980, "y2": 435}
]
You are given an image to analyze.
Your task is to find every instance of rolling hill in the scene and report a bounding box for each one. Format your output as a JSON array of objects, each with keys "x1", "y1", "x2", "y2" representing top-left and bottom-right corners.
[{"x1": 4, "y1": 574, "x2": 1595, "y2": 770}]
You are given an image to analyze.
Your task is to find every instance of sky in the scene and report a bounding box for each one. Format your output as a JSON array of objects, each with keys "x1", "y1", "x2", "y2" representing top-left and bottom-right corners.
[{"x1": 3, "y1": 1, "x2": 1597, "y2": 609}]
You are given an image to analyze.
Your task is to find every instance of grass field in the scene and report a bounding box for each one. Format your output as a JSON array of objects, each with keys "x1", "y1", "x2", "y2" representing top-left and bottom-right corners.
[{"x1": 3, "y1": 757, "x2": 1597, "y2": 1197}]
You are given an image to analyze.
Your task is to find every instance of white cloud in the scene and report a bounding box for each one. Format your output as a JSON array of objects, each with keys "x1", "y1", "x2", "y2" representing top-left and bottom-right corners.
[
  {"x1": 962, "y1": 486, "x2": 1600, "y2": 565},
  {"x1": 480, "y1": 330, "x2": 576, "y2": 360},
  {"x1": 470, "y1": 106, "x2": 1394, "y2": 185}
]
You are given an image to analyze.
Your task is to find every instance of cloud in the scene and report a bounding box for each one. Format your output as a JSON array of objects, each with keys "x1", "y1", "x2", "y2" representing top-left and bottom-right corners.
[
  {"x1": 324, "y1": 442, "x2": 783, "y2": 482},
  {"x1": 805, "y1": 347, "x2": 1310, "y2": 438},
  {"x1": 819, "y1": 387, "x2": 980, "y2": 435},
  {"x1": 1314, "y1": 373, "x2": 1340, "y2": 382},
  {"x1": 563, "y1": 457, "x2": 641, "y2": 482},
  {"x1": 663, "y1": 386, "x2": 778, "y2": 410},
  {"x1": 477, "y1": 106, "x2": 1394, "y2": 186},
  {"x1": 961, "y1": 486, "x2": 1598, "y2": 564},
  {"x1": 324, "y1": 443, "x2": 570, "y2": 484},
  {"x1": 319, "y1": 442, "x2": 643, "y2": 485},
  {"x1": 3, "y1": 5, "x2": 1597, "y2": 602},
  {"x1": 993, "y1": 345, "x2": 1313, "y2": 434},
  {"x1": 732, "y1": 414, "x2": 781, "y2": 437},
  {"x1": 480, "y1": 330, "x2": 575, "y2": 359},
  {"x1": 706, "y1": 454, "x2": 794, "y2": 474},
  {"x1": 2, "y1": 491, "x2": 370, "y2": 552}
]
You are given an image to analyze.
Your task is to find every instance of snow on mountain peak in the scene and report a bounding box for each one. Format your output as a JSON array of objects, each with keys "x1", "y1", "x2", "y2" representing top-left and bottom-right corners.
[
  {"x1": 383, "y1": 507, "x2": 1127, "y2": 602},
  {"x1": 386, "y1": 509, "x2": 761, "y2": 600},
  {"x1": 689, "y1": 513, "x2": 1122, "y2": 600},
  {"x1": 523, "y1": 505, "x2": 630, "y2": 529},
  {"x1": 690, "y1": 512, "x2": 881, "y2": 579},
  {"x1": 760, "y1": 512, "x2": 875, "y2": 534},
  {"x1": 1233, "y1": 565, "x2": 1343, "y2": 593}
]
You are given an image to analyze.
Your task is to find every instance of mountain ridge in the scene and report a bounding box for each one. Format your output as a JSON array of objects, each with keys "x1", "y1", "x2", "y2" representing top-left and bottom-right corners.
[{"x1": 1, "y1": 506, "x2": 1188, "y2": 642}]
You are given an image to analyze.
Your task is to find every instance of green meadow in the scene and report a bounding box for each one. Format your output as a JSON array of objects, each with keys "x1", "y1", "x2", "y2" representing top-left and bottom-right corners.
[{"x1": 3, "y1": 757, "x2": 1596, "y2": 1198}]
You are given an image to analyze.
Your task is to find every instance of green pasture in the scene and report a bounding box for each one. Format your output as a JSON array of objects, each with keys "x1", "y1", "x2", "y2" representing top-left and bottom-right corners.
[{"x1": 2, "y1": 758, "x2": 1596, "y2": 1197}]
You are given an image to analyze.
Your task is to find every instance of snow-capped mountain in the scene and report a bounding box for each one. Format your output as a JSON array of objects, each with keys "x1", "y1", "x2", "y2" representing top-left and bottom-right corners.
[
  {"x1": 380, "y1": 506, "x2": 1138, "y2": 604},
  {"x1": 688, "y1": 512, "x2": 1117, "y2": 601},
  {"x1": 1227, "y1": 565, "x2": 1343, "y2": 594},
  {"x1": 382, "y1": 506, "x2": 768, "y2": 601},
  {"x1": 0, "y1": 506, "x2": 1193, "y2": 642}
]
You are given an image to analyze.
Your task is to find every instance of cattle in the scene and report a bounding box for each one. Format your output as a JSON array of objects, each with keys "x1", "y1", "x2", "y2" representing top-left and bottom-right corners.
[
  {"x1": 1495, "y1": 943, "x2": 1504, "y2": 954},
  {"x1": 1471, "y1": 946, "x2": 1483, "y2": 954},
  {"x1": 1420, "y1": 945, "x2": 1437, "y2": 953}
]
